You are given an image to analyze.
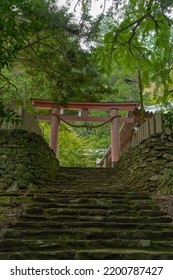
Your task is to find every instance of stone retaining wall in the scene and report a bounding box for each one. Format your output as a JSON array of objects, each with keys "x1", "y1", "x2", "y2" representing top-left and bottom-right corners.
[
  {"x1": 0, "y1": 129, "x2": 59, "y2": 191},
  {"x1": 116, "y1": 132, "x2": 173, "y2": 194},
  {"x1": 18, "y1": 107, "x2": 43, "y2": 136},
  {"x1": 1, "y1": 107, "x2": 43, "y2": 136}
]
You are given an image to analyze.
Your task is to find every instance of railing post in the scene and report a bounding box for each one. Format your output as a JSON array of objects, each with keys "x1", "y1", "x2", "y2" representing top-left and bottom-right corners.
[
  {"x1": 49, "y1": 107, "x2": 60, "y2": 156},
  {"x1": 110, "y1": 108, "x2": 120, "y2": 167},
  {"x1": 103, "y1": 157, "x2": 107, "y2": 167}
]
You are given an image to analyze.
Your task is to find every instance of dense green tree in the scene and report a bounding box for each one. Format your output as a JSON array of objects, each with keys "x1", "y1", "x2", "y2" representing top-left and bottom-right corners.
[
  {"x1": 95, "y1": 0, "x2": 172, "y2": 96},
  {"x1": 0, "y1": 0, "x2": 114, "y2": 111},
  {"x1": 82, "y1": 0, "x2": 173, "y2": 122},
  {"x1": 39, "y1": 121, "x2": 96, "y2": 166},
  {"x1": 72, "y1": 1, "x2": 173, "y2": 100},
  {"x1": 0, "y1": 0, "x2": 57, "y2": 120},
  {"x1": 0, "y1": 0, "x2": 56, "y2": 69}
]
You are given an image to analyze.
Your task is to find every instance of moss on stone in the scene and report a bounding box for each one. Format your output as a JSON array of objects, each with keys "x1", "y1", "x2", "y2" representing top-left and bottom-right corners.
[
  {"x1": 116, "y1": 133, "x2": 173, "y2": 194},
  {"x1": 0, "y1": 129, "x2": 59, "y2": 191}
]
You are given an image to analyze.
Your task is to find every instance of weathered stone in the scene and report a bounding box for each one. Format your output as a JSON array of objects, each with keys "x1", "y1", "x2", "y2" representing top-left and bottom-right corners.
[
  {"x1": 138, "y1": 162, "x2": 148, "y2": 168},
  {"x1": 152, "y1": 160, "x2": 167, "y2": 165},
  {"x1": 1, "y1": 167, "x2": 173, "y2": 260},
  {"x1": 165, "y1": 142, "x2": 173, "y2": 147},
  {"x1": 150, "y1": 175, "x2": 163, "y2": 181},
  {"x1": 163, "y1": 154, "x2": 173, "y2": 161},
  {"x1": 116, "y1": 133, "x2": 173, "y2": 194},
  {"x1": 0, "y1": 129, "x2": 59, "y2": 191},
  {"x1": 144, "y1": 157, "x2": 158, "y2": 162}
]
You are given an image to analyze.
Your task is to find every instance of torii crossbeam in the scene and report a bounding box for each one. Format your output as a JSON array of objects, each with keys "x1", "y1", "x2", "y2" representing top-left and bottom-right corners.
[{"x1": 31, "y1": 99, "x2": 139, "y2": 166}]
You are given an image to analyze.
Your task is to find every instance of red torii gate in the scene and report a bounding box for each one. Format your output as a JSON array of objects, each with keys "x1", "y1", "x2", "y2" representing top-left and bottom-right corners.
[{"x1": 31, "y1": 99, "x2": 139, "y2": 166}]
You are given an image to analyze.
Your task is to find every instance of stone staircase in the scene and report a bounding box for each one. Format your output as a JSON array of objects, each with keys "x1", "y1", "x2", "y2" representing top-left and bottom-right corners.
[{"x1": 0, "y1": 167, "x2": 173, "y2": 260}]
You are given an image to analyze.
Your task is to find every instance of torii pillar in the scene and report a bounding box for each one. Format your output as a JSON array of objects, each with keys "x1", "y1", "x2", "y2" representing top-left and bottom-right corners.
[
  {"x1": 110, "y1": 108, "x2": 120, "y2": 167},
  {"x1": 49, "y1": 107, "x2": 60, "y2": 156}
]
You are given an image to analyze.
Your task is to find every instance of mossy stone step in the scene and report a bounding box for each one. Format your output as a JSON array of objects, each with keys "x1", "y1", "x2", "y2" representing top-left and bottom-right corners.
[
  {"x1": 31, "y1": 192, "x2": 150, "y2": 199},
  {"x1": 152, "y1": 240, "x2": 173, "y2": 249},
  {"x1": 18, "y1": 214, "x2": 172, "y2": 223},
  {"x1": 1, "y1": 166, "x2": 173, "y2": 260},
  {"x1": 23, "y1": 203, "x2": 131, "y2": 210},
  {"x1": 41, "y1": 190, "x2": 132, "y2": 195},
  {"x1": 33, "y1": 193, "x2": 129, "y2": 199},
  {"x1": 20, "y1": 207, "x2": 169, "y2": 217},
  {"x1": 1, "y1": 238, "x2": 173, "y2": 254},
  {"x1": 75, "y1": 249, "x2": 173, "y2": 260},
  {"x1": 11, "y1": 221, "x2": 173, "y2": 231},
  {"x1": 43, "y1": 208, "x2": 137, "y2": 216},
  {"x1": 21, "y1": 201, "x2": 160, "y2": 211},
  {"x1": 0, "y1": 248, "x2": 173, "y2": 260},
  {"x1": 11, "y1": 221, "x2": 140, "y2": 229},
  {"x1": 32, "y1": 196, "x2": 128, "y2": 203},
  {"x1": 0, "y1": 250, "x2": 75, "y2": 260},
  {"x1": 138, "y1": 210, "x2": 168, "y2": 217},
  {"x1": 0, "y1": 238, "x2": 153, "y2": 252},
  {"x1": 4, "y1": 228, "x2": 173, "y2": 240}
]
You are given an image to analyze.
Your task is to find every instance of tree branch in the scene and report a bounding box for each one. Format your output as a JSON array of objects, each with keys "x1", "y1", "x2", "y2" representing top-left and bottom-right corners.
[
  {"x1": 15, "y1": 57, "x2": 49, "y2": 75},
  {"x1": 148, "y1": 14, "x2": 162, "y2": 33},
  {"x1": 38, "y1": 42, "x2": 70, "y2": 64},
  {"x1": 114, "y1": 13, "x2": 151, "y2": 43},
  {"x1": 0, "y1": 73, "x2": 19, "y2": 94},
  {"x1": 21, "y1": 35, "x2": 53, "y2": 50},
  {"x1": 74, "y1": 0, "x2": 82, "y2": 12},
  {"x1": 0, "y1": 82, "x2": 9, "y2": 91}
]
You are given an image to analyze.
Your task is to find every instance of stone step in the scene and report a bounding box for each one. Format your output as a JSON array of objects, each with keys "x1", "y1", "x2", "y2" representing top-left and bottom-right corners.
[
  {"x1": 0, "y1": 250, "x2": 75, "y2": 260},
  {"x1": 58, "y1": 169, "x2": 115, "y2": 175},
  {"x1": 21, "y1": 206, "x2": 168, "y2": 217},
  {"x1": 0, "y1": 192, "x2": 151, "y2": 200},
  {"x1": 0, "y1": 248, "x2": 173, "y2": 260},
  {"x1": 4, "y1": 228, "x2": 173, "y2": 240},
  {"x1": 18, "y1": 214, "x2": 172, "y2": 223},
  {"x1": 21, "y1": 204, "x2": 161, "y2": 212},
  {"x1": 10, "y1": 220, "x2": 173, "y2": 230},
  {"x1": 0, "y1": 238, "x2": 151, "y2": 252},
  {"x1": 24, "y1": 207, "x2": 128, "y2": 215},
  {"x1": 32, "y1": 197, "x2": 128, "y2": 204},
  {"x1": 28, "y1": 192, "x2": 151, "y2": 199},
  {"x1": 1, "y1": 166, "x2": 173, "y2": 260},
  {"x1": 75, "y1": 249, "x2": 173, "y2": 260},
  {"x1": 39, "y1": 190, "x2": 131, "y2": 195},
  {"x1": 0, "y1": 238, "x2": 171, "y2": 252},
  {"x1": 23, "y1": 202, "x2": 131, "y2": 210},
  {"x1": 1, "y1": 238, "x2": 173, "y2": 253},
  {"x1": 152, "y1": 240, "x2": 173, "y2": 249},
  {"x1": 21, "y1": 199, "x2": 159, "y2": 208}
]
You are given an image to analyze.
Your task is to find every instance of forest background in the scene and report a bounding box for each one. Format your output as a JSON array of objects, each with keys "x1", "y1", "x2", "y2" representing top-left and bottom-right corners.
[{"x1": 0, "y1": 0, "x2": 173, "y2": 166}]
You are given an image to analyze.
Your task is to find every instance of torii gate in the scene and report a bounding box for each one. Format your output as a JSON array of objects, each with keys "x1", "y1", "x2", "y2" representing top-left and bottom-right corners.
[{"x1": 31, "y1": 99, "x2": 139, "y2": 167}]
